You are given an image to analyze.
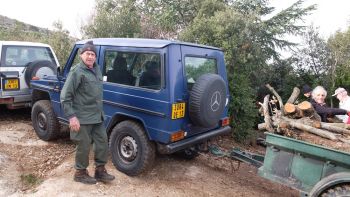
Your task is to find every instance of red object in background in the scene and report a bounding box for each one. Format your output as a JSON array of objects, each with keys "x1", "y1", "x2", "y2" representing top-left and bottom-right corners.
[{"x1": 347, "y1": 116, "x2": 350, "y2": 124}]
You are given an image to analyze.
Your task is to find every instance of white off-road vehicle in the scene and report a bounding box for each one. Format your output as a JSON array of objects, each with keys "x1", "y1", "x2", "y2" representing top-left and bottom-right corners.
[{"x1": 0, "y1": 41, "x2": 59, "y2": 109}]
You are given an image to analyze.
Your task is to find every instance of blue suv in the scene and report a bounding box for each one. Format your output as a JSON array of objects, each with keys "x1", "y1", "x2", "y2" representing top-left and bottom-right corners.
[{"x1": 30, "y1": 38, "x2": 231, "y2": 176}]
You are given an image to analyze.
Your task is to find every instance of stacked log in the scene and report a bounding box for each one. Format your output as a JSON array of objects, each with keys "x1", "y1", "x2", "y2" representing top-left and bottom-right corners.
[{"x1": 258, "y1": 84, "x2": 350, "y2": 152}]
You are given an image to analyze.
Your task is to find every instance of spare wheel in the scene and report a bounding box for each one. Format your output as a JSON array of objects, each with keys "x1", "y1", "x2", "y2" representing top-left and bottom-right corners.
[
  {"x1": 189, "y1": 73, "x2": 227, "y2": 128},
  {"x1": 25, "y1": 60, "x2": 57, "y2": 86}
]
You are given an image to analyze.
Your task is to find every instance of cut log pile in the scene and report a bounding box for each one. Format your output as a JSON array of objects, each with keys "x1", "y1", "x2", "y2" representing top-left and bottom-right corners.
[{"x1": 258, "y1": 84, "x2": 350, "y2": 152}]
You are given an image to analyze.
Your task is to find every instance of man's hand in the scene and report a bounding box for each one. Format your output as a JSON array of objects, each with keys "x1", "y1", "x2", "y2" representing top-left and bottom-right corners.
[{"x1": 69, "y1": 116, "x2": 80, "y2": 132}]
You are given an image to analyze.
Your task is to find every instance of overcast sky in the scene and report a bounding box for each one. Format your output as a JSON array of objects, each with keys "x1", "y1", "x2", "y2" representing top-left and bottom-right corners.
[
  {"x1": 0, "y1": 0, "x2": 349, "y2": 39},
  {"x1": 0, "y1": 0, "x2": 96, "y2": 38}
]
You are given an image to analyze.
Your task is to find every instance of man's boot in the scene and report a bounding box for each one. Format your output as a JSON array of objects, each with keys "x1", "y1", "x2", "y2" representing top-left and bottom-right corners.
[
  {"x1": 74, "y1": 169, "x2": 97, "y2": 184},
  {"x1": 95, "y1": 165, "x2": 115, "y2": 182}
]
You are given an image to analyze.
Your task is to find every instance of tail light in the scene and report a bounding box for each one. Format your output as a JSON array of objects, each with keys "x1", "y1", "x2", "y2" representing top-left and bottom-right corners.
[{"x1": 221, "y1": 117, "x2": 230, "y2": 127}]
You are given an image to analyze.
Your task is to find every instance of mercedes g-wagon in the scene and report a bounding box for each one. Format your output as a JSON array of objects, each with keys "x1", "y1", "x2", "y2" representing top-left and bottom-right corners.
[{"x1": 30, "y1": 38, "x2": 231, "y2": 176}]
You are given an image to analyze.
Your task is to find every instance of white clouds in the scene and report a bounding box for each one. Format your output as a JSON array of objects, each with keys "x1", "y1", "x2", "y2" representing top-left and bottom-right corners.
[{"x1": 270, "y1": 0, "x2": 350, "y2": 38}]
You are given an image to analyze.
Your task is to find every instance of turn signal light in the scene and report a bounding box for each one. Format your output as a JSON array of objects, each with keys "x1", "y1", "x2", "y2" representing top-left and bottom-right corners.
[
  {"x1": 170, "y1": 130, "x2": 185, "y2": 142},
  {"x1": 221, "y1": 117, "x2": 230, "y2": 127},
  {"x1": 32, "y1": 76, "x2": 40, "y2": 80}
]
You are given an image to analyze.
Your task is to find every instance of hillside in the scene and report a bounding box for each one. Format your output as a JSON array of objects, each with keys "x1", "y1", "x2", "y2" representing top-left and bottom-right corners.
[{"x1": 0, "y1": 15, "x2": 50, "y2": 34}]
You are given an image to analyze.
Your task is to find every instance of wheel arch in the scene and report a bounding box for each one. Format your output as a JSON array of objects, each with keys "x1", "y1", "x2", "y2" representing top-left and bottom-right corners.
[
  {"x1": 309, "y1": 172, "x2": 350, "y2": 197},
  {"x1": 106, "y1": 113, "x2": 151, "y2": 140},
  {"x1": 32, "y1": 89, "x2": 51, "y2": 104}
]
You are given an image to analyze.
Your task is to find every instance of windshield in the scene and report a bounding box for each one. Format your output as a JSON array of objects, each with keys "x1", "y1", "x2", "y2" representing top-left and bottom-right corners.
[{"x1": 1, "y1": 45, "x2": 56, "y2": 67}]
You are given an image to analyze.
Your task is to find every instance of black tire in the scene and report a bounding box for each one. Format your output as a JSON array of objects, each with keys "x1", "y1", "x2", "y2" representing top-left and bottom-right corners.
[
  {"x1": 189, "y1": 73, "x2": 227, "y2": 128},
  {"x1": 175, "y1": 148, "x2": 199, "y2": 160},
  {"x1": 320, "y1": 184, "x2": 350, "y2": 197},
  {"x1": 31, "y1": 100, "x2": 60, "y2": 141},
  {"x1": 109, "y1": 120, "x2": 155, "y2": 176},
  {"x1": 310, "y1": 172, "x2": 350, "y2": 197},
  {"x1": 25, "y1": 60, "x2": 57, "y2": 86}
]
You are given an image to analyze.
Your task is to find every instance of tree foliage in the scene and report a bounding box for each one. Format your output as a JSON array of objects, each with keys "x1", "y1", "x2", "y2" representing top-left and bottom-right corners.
[
  {"x1": 83, "y1": 0, "x2": 141, "y2": 38},
  {"x1": 293, "y1": 26, "x2": 333, "y2": 84},
  {"x1": 328, "y1": 27, "x2": 350, "y2": 89}
]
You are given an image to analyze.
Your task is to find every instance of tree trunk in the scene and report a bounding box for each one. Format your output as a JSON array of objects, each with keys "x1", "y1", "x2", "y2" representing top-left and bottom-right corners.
[
  {"x1": 286, "y1": 87, "x2": 300, "y2": 104},
  {"x1": 281, "y1": 117, "x2": 338, "y2": 140},
  {"x1": 322, "y1": 123, "x2": 350, "y2": 129},
  {"x1": 262, "y1": 95, "x2": 274, "y2": 132},
  {"x1": 298, "y1": 101, "x2": 312, "y2": 110},
  {"x1": 298, "y1": 101, "x2": 321, "y2": 121},
  {"x1": 258, "y1": 123, "x2": 267, "y2": 130},
  {"x1": 281, "y1": 117, "x2": 321, "y2": 128},
  {"x1": 320, "y1": 122, "x2": 350, "y2": 135},
  {"x1": 266, "y1": 84, "x2": 284, "y2": 115},
  {"x1": 284, "y1": 103, "x2": 304, "y2": 118}
]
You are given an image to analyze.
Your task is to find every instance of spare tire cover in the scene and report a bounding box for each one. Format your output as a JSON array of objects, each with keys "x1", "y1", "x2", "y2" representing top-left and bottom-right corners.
[
  {"x1": 25, "y1": 60, "x2": 57, "y2": 86},
  {"x1": 189, "y1": 73, "x2": 227, "y2": 128}
]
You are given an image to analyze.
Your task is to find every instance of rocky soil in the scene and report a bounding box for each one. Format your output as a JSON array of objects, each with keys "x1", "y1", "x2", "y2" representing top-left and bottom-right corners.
[{"x1": 0, "y1": 106, "x2": 298, "y2": 196}]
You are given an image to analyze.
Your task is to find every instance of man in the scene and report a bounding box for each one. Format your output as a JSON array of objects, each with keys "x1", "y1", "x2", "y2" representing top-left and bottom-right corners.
[
  {"x1": 60, "y1": 41, "x2": 115, "y2": 184},
  {"x1": 302, "y1": 84, "x2": 312, "y2": 100},
  {"x1": 333, "y1": 87, "x2": 350, "y2": 123}
]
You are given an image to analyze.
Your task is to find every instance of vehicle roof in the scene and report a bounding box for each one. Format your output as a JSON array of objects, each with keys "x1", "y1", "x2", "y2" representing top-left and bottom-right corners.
[
  {"x1": 0, "y1": 41, "x2": 51, "y2": 47},
  {"x1": 76, "y1": 38, "x2": 222, "y2": 51}
]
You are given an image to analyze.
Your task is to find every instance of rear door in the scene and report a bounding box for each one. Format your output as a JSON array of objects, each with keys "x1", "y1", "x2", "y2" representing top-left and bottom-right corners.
[{"x1": 180, "y1": 45, "x2": 228, "y2": 137}]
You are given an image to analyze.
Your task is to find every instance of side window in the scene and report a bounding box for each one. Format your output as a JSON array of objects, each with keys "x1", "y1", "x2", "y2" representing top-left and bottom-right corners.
[
  {"x1": 104, "y1": 50, "x2": 162, "y2": 90},
  {"x1": 185, "y1": 56, "x2": 217, "y2": 90}
]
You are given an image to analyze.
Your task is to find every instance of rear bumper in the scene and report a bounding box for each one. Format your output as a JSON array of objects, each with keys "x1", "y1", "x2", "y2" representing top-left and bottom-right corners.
[
  {"x1": 0, "y1": 88, "x2": 31, "y2": 104},
  {"x1": 0, "y1": 94, "x2": 31, "y2": 104},
  {"x1": 157, "y1": 126, "x2": 231, "y2": 154}
]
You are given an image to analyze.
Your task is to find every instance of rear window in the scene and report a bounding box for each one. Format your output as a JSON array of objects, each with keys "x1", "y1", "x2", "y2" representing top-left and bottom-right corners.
[
  {"x1": 185, "y1": 56, "x2": 217, "y2": 90},
  {"x1": 1, "y1": 45, "x2": 56, "y2": 67}
]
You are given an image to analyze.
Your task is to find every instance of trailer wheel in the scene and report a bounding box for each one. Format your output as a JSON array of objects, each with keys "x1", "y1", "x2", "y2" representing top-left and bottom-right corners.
[
  {"x1": 31, "y1": 100, "x2": 60, "y2": 141},
  {"x1": 310, "y1": 172, "x2": 350, "y2": 197},
  {"x1": 109, "y1": 120, "x2": 155, "y2": 176},
  {"x1": 319, "y1": 184, "x2": 350, "y2": 197}
]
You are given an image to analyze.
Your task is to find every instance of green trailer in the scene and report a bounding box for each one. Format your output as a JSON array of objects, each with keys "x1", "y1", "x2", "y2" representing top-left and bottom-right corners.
[
  {"x1": 259, "y1": 133, "x2": 350, "y2": 196},
  {"x1": 211, "y1": 132, "x2": 350, "y2": 196}
]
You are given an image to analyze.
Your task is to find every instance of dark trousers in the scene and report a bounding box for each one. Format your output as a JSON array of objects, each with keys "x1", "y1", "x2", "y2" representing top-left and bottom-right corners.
[{"x1": 70, "y1": 123, "x2": 108, "y2": 170}]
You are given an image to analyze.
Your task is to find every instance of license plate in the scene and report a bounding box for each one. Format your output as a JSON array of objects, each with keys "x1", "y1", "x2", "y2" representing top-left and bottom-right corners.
[
  {"x1": 171, "y1": 102, "x2": 185, "y2": 119},
  {"x1": 4, "y1": 78, "x2": 19, "y2": 90}
]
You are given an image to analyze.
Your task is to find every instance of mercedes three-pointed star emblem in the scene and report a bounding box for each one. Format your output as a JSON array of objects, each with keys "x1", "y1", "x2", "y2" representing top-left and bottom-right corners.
[{"x1": 210, "y1": 91, "x2": 221, "y2": 112}]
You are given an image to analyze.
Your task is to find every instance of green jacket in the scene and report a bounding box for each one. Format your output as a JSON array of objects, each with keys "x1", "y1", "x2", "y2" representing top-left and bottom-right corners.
[{"x1": 60, "y1": 62, "x2": 104, "y2": 124}]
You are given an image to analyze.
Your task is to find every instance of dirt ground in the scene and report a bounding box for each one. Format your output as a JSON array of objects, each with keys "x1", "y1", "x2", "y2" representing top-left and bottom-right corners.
[{"x1": 0, "y1": 106, "x2": 298, "y2": 197}]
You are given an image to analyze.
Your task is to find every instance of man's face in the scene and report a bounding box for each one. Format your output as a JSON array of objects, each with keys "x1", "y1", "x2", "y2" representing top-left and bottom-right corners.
[
  {"x1": 304, "y1": 92, "x2": 311, "y2": 98},
  {"x1": 336, "y1": 91, "x2": 348, "y2": 102},
  {"x1": 80, "y1": 51, "x2": 96, "y2": 68}
]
